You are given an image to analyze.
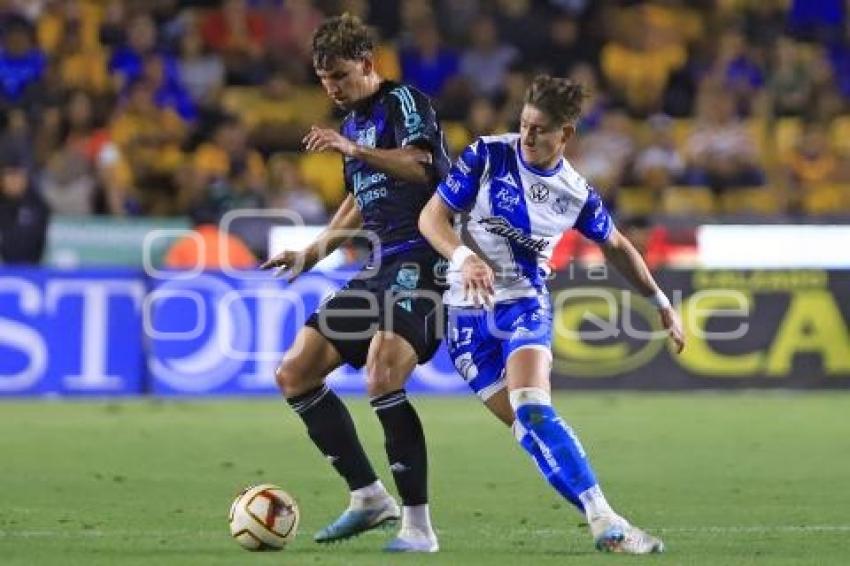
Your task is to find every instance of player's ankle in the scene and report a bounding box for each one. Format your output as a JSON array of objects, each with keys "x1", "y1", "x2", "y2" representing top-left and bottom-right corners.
[
  {"x1": 350, "y1": 479, "x2": 389, "y2": 505},
  {"x1": 400, "y1": 504, "x2": 435, "y2": 535},
  {"x1": 580, "y1": 485, "x2": 616, "y2": 522}
]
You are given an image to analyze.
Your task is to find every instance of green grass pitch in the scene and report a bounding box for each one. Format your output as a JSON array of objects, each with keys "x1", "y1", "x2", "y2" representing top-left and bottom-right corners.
[{"x1": 1, "y1": 393, "x2": 849, "y2": 565}]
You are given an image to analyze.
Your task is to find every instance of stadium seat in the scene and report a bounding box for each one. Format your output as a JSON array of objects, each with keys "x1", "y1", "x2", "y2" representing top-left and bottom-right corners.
[
  {"x1": 617, "y1": 186, "x2": 657, "y2": 217},
  {"x1": 221, "y1": 86, "x2": 331, "y2": 130},
  {"x1": 802, "y1": 183, "x2": 850, "y2": 216},
  {"x1": 661, "y1": 186, "x2": 716, "y2": 216},
  {"x1": 745, "y1": 118, "x2": 768, "y2": 162},
  {"x1": 719, "y1": 186, "x2": 785, "y2": 215},
  {"x1": 443, "y1": 121, "x2": 472, "y2": 156},
  {"x1": 830, "y1": 115, "x2": 850, "y2": 156},
  {"x1": 670, "y1": 119, "x2": 693, "y2": 150},
  {"x1": 774, "y1": 117, "x2": 803, "y2": 157},
  {"x1": 299, "y1": 152, "x2": 346, "y2": 206}
]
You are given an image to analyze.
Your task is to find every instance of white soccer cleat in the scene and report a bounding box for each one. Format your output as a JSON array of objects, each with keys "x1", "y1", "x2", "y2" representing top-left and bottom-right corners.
[
  {"x1": 314, "y1": 494, "x2": 400, "y2": 543},
  {"x1": 384, "y1": 527, "x2": 439, "y2": 553},
  {"x1": 591, "y1": 516, "x2": 664, "y2": 554}
]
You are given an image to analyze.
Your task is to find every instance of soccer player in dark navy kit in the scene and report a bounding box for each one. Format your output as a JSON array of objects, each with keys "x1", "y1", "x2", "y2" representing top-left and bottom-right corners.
[{"x1": 261, "y1": 14, "x2": 449, "y2": 553}]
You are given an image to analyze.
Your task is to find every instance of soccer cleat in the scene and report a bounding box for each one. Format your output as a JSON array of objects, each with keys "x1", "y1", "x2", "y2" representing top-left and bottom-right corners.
[
  {"x1": 593, "y1": 519, "x2": 664, "y2": 554},
  {"x1": 384, "y1": 528, "x2": 439, "y2": 553},
  {"x1": 313, "y1": 495, "x2": 400, "y2": 543}
]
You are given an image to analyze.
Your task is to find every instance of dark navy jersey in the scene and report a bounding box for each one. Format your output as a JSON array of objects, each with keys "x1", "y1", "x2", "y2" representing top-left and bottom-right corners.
[{"x1": 340, "y1": 81, "x2": 450, "y2": 254}]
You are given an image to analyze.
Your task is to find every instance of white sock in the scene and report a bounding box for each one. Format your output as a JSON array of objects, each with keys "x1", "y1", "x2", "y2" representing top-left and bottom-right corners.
[
  {"x1": 401, "y1": 504, "x2": 434, "y2": 536},
  {"x1": 579, "y1": 484, "x2": 617, "y2": 523},
  {"x1": 350, "y1": 479, "x2": 388, "y2": 507}
]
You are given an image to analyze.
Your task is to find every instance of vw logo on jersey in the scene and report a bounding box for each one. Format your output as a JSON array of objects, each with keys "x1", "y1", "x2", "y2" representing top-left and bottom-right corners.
[{"x1": 528, "y1": 182, "x2": 550, "y2": 204}]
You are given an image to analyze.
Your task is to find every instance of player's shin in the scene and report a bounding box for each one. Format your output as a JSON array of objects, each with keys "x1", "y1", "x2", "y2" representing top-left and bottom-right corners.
[
  {"x1": 370, "y1": 390, "x2": 436, "y2": 539},
  {"x1": 509, "y1": 388, "x2": 606, "y2": 518},
  {"x1": 512, "y1": 420, "x2": 585, "y2": 512},
  {"x1": 287, "y1": 384, "x2": 379, "y2": 491}
]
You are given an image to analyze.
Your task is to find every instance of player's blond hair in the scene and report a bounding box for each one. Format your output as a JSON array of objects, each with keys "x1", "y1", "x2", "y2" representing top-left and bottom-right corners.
[{"x1": 524, "y1": 75, "x2": 587, "y2": 124}]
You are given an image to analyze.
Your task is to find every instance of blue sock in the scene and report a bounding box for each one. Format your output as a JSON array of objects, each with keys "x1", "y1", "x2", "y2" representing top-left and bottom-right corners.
[
  {"x1": 511, "y1": 388, "x2": 598, "y2": 504},
  {"x1": 513, "y1": 421, "x2": 585, "y2": 512}
]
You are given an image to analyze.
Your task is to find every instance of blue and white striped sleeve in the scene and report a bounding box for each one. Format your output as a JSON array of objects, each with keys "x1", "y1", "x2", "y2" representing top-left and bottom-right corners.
[
  {"x1": 436, "y1": 139, "x2": 487, "y2": 212},
  {"x1": 574, "y1": 187, "x2": 614, "y2": 243}
]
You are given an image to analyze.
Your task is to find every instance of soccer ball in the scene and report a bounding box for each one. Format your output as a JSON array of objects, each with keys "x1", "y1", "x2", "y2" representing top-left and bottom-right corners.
[{"x1": 228, "y1": 484, "x2": 300, "y2": 551}]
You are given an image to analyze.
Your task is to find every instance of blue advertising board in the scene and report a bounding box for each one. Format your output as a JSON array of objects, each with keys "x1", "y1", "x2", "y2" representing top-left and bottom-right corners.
[
  {"x1": 0, "y1": 268, "x2": 465, "y2": 396},
  {"x1": 0, "y1": 268, "x2": 146, "y2": 396}
]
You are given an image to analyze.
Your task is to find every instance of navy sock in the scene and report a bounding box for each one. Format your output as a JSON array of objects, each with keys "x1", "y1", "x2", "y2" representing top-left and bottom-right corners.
[
  {"x1": 371, "y1": 390, "x2": 428, "y2": 506},
  {"x1": 288, "y1": 385, "x2": 377, "y2": 491}
]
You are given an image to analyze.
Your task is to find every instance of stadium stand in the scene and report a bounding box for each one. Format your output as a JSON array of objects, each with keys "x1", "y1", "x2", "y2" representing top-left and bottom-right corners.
[{"x1": 0, "y1": 0, "x2": 847, "y2": 269}]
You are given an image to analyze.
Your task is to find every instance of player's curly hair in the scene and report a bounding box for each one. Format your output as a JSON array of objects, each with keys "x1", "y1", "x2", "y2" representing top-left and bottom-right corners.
[
  {"x1": 312, "y1": 13, "x2": 374, "y2": 70},
  {"x1": 524, "y1": 75, "x2": 587, "y2": 124}
]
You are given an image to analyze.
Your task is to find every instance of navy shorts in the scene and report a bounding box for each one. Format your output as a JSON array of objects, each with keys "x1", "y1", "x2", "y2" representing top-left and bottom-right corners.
[{"x1": 306, "y1": 246, "x2": 446, "y2": 368}]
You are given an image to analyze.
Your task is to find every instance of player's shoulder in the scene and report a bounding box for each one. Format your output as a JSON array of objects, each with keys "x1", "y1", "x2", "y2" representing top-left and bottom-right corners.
[
  {"x1": 478, "y1": 132, "x2": 520, "y2": 147},
  {"x1": 384, "y1": 81, "x2": 434, "y2": 110},
  {"x1": 558, "y1": 157, "x2": 596, "y2": 202}
]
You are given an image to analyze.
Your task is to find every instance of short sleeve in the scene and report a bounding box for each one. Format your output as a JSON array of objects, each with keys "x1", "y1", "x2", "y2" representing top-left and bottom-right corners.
[
  {"x1": 436, "y1": 139, "x2": 487, "y2": 213},
  {"x1": 388, "y1": 85, "x2": 439, "y2": 150},
  {"x1": 574, "y1": 187, "x2": 614, "y2": 243}
]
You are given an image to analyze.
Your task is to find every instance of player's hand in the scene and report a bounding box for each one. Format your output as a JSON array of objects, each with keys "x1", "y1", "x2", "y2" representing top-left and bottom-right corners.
[
  {"x1": 259, "y1": 249, "x2": 316, "y2": 282},
  {"x1": 461, "y1": 255, "x2": 495, "y2": 308},
  {"x1": 659, "y1": 306, "x2": 685, "y2": 353},
  {"x1": 302, "y1": 126, "x2": 356, "y2": 156}
]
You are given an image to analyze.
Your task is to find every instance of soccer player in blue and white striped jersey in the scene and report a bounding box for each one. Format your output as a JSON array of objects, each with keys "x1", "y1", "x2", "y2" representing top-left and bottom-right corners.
[{"x1": 419, "y1": 75, "x2": 685, "y2": 554}]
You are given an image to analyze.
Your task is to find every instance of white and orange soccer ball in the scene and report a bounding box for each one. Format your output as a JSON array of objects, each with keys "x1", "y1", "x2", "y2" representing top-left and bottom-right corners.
[{"x1": 228, "y1": 484, "x2": 300, "y2": 551}]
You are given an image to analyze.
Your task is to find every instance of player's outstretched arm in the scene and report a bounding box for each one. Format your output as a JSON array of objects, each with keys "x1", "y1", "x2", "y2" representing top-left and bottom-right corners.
[
  {"x1": 260, "y1": 194, "x2": 362, "y2": 281},
  {"x1": 419, "y1": 194, "x2": 494, "y2": 306},
  {"x1": 600, "y1": 228, "x2": 685, "y2": 353},
  {"x1": 302, "y1": 125, "x2": 433, "y2": 185}
]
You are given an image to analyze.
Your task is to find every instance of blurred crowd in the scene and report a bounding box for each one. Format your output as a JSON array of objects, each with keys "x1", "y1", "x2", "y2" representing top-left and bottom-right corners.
[{"x1": 1, "y1": 0, "x2": 850, "y2": 253}]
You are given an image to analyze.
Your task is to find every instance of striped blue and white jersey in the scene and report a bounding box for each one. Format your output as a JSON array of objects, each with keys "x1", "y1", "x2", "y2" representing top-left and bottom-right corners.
[{"x1": 436, "y1": 133, "x2": 614, "y2": 306}]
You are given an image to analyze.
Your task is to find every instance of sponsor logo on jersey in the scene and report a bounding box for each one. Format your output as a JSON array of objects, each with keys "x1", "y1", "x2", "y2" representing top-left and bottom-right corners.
[
  {"x1": 445, "y1": 173, "x2": 463, "y2": 193},
  {"x1": 479, "y1": 216, "x2": 549, "y2": 253},
  {"x1": 391, "y1": 264, "x2": 420, "y2": 312},
  {"x1": 494, "y1": 187, "x2": 520, "y2": 212},
  {"x1": 356, "y1": 124, "x2": 377, "y2": 148},
  {"x1": 404, "y1": 112, "x2": 422, "y2": 132},
  {"x1": 353, "y1": 171, "x2": 387, "y2": 194},
  {"x1": 528, "y1": 183, "x2": 550, "y2": 203}
]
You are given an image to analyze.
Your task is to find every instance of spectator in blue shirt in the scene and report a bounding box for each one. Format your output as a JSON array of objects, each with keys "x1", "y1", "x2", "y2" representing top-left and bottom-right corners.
[
  {"x1": 788, "y1": 0, "x2": 845, "y2": 43},
  {"x1": 142, "y1": 55, "x2": 197, "y2": 122},
  {"x1": 109, "y1": 14, "x2": 181, "y2": 93},
  {"x1": 399, "y1": 18, "x2": 459, "y2": 99},
  {"x1": 0, "y1": 19, "x2": 46, "y2": 106}
]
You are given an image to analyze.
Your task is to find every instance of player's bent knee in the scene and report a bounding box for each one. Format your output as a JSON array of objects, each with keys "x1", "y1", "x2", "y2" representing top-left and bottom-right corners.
[
  {"x1": 275, "y1": 359, "x2": 323, "y2": 398},
  {"x1": 365, "y1": 355, "x2": 413, "y2": 397}
]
